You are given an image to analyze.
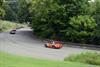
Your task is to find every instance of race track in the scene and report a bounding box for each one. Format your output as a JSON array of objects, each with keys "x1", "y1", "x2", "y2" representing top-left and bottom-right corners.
[{"x1": 0, "y1": 28, "x2": 99, "y2": 60}]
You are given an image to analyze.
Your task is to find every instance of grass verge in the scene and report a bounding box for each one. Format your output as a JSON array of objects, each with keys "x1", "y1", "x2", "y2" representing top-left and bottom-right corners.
[
  {"x1": 64, "y1": 52, "x2": 100, "y2": 66},
  {"x1": 0, "y1": 52, "x2": 99, "y2": 67},
  {"x1": 0, "y1": 20, "x2": 27, "y2": 32}
]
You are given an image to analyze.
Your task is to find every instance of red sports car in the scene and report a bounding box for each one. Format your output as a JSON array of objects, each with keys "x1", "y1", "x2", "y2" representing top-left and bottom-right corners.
[{"x1": 45, "y1": 41, "x2": 62, "y2": 49}]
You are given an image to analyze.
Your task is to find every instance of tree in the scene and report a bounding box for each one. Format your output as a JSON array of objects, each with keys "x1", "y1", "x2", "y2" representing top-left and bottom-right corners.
[
  {"x1": 94, "y1": 0, "x2": 100, "y2": 29},
  {"x1": 0, "y1": 0, "x2": 5, "y2": 19},
  {"x1": 65, "y1": 15, "x2": 97, "y2": 43},
  {"x1": 3, "y1": 1, "x2": 19, "y2": 21},
  {"x1": 17, "y1": 0, "x2": 31, "y2": 23},
  {"x1": 30, "y1": 0, "x2": 92, "y2": 39},
  {"x1": 3, "y1": 0, "x2": 31, "y2": 22}
]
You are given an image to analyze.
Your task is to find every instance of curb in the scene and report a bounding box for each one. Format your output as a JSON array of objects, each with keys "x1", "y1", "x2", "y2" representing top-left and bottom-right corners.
[{"x1": 63, "y1": 42, "x2": 100, "y2": 50}]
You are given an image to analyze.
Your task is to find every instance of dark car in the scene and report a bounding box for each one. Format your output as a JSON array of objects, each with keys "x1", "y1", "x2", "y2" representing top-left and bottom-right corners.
[{"x1": 10, "y1": 30, "x2": 16, "y2": 34}]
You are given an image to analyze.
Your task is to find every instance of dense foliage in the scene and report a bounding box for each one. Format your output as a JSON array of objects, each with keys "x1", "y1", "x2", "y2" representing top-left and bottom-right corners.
[
  {"x1": 30, "y1": 0, "x2": 100, "y2": 45},
  {"x1": 65, "y1": 15, "x2": 98, "y2": 44},
  {"x1": 17, "y1": 0, "x2": 31, "y2": 23},
  {"x1": 0, "y1": 0, "x2": 5, "y2": 19},
  {"x1": 3, "y1": 1, "x2": 19, "y2": 21},
  {"x1": 2, "y1": 0, "x2": 31, "y2": 23},
  {"x1": 94, "y1": 0, "x2": 100, "y2": 30}
]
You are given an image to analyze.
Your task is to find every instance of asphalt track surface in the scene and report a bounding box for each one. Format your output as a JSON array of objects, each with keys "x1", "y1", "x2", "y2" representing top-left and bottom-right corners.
[{"x1": 0, "y1": 28, "x2": 99, "y2": 61}]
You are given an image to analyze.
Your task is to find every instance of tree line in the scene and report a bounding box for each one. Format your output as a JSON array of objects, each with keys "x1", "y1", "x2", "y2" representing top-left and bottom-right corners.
[{"x1": 0, "y1": 0, "x2": 31, "y2": 22}]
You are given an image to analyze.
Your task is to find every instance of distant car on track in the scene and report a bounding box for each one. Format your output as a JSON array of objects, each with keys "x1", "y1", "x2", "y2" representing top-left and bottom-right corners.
[{"x1": 10, "y1": 29, "x2": 16, "y2": 34}]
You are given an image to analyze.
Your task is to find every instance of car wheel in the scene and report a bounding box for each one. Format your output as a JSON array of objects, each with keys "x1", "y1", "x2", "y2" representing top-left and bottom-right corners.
[{"x1": 45, "y1": 44, "x2": 48, "y2": 48}]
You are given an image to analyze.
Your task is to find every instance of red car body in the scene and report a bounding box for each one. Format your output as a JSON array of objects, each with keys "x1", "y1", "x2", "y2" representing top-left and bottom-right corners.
[{"x1": 45, "y1": 41, "x2": 62, "y2": 49}]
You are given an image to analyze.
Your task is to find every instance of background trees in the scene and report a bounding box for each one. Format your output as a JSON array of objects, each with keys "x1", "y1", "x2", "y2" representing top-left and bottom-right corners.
[
  {"x1": 17, "y1": 0, "x2": 31, "y2": 23},
  {"x1": 0, "y1": 0, "x2": 5, "y2": 19},
  {"x1": 2, "y1": 0, "x2": 31, "y2": 23},
  {"x1": 30, "y1": 0, "x2": 100, "y2": 44},
  {"x1": 94, "y1": 0, "x2": 100, "y2": 30},
  {"x1": 0, "y1": 0, "x2": 100, "y2": 45},
  {"x1": 3, "y1": 1, "x2": 19, "y2": 21}
]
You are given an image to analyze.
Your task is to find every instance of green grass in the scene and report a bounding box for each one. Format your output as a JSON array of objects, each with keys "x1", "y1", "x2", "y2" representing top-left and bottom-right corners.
[
  {"x1": 64, "y1": 52, "x2": 100, "y2": 66},
  {"x1": 0, "y1": 20, "x2": 27, "y2": 32},
  {"x1": 0, "y1": 52, "x2": 99, "y2": 67}
]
